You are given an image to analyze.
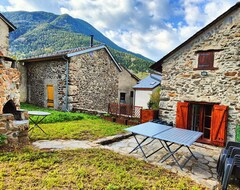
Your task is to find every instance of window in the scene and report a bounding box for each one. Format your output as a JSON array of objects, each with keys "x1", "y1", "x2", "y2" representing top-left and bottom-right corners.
[
  {"x1": 197, "y1": 51, "x2": 214, "y2": 69},
  {"x1": 120, "y1": 93, "x2": 126, "y2": 103}
]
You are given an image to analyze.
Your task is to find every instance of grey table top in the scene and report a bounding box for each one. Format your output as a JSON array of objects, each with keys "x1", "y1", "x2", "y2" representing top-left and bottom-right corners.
[
  {"x1": 153, "y1": 128, "x2": 203, "y2": 146},
  {"x1": 126, "y1": 122, "x2": 203, "y2": 146},
  {"x1": 28, "y1": 111, "x2": 51, "y2": 116},
  {"x1": 125, "y1": 122, "x2": 172, "y2": 137}
]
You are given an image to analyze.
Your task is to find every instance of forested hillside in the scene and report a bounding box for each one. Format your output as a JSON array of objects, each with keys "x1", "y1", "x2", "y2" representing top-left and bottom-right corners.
[{"x1": 4, "y1": 11, "x2": 153, "y2": 74}]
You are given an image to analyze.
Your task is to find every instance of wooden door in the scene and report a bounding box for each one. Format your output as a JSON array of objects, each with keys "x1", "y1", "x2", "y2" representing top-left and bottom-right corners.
[{"x1": 47, "y1": 85, "x2": 54, "y2": 108}]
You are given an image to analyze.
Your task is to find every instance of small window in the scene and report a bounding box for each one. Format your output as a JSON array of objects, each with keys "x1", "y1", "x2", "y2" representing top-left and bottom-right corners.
[
  {"x1": 197, "y1": 51, "x2": 214, "y2": 69},
  {"x1": 120, "y1": 93, "x2": 126, "y2": 103}
]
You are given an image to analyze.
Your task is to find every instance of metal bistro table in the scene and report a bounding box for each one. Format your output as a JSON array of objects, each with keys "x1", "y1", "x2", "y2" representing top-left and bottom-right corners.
[
  {"x1": 126, "y1": 122, "x2": 203, "y2": 170},
  {"x1": 28, "y1": 111, "x2": 51, "y2": 134}
]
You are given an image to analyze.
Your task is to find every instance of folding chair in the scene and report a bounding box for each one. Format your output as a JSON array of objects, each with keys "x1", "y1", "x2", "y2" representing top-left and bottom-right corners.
[
  {"x1": 222, "y1": 148, "x2": 240, "y2": 190},
  {"x1": 217, "y1": 141, "x2": 240, "y2": 180}
]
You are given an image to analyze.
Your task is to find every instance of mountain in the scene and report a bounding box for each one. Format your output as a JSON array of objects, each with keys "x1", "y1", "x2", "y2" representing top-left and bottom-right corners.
[{"x1": 3, "y1": 11, "x2": 153, "y2": 73}]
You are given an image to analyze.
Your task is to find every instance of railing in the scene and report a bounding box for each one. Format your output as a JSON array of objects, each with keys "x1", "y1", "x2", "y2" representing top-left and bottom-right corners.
[{"x1": 108, "y1": 103, "x2": 142, "y2": 118}]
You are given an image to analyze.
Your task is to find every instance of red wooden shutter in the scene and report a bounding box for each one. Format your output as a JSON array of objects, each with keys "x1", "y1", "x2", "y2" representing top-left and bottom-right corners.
[
  {"x1": 210, "y1": 105, "x2": 228, "y2": 147},
  {"x1": 176, "y1": 102, "x2": 189, "y2": 129},
  {"x1": 198, "y1": 51, "x2": 214, "y2": 69}
]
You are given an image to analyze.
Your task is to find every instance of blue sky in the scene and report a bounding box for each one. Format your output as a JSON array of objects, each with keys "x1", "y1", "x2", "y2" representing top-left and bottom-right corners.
[{"x1": 0, "y1": 0, "x2": 239, "y2": 61}]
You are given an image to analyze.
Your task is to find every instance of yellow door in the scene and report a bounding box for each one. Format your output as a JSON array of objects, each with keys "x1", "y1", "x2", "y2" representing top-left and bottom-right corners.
[{"x1": 47, "y1": 85, "x2": 54, "y2": 108}]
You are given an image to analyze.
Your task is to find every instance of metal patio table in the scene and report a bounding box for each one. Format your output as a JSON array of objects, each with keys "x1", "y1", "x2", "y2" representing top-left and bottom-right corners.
[
  {"x1": 126, "y1": 122, "x2": 203, "y2": 170},
  {"x1": 28, "y1": 111, "x2": 51, "y2": 134}
]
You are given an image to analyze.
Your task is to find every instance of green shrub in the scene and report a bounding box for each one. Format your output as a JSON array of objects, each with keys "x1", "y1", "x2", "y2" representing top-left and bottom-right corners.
[
  {"x1": 147, "y1": 86, "x2": 160, "y2": 110},
  {"x1": 0, "y1": 134, "x2": 7, "y2": 146}
]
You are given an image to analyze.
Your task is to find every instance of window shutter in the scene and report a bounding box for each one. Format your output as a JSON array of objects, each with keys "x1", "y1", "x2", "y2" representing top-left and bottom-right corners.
[
  {"x1": 198, "y1": 51, "x2": 214, "y2": 69},
  {"x1": 210, "y1": 105, "x2": 228, "y2": 147},
  {"x1": 176, "y1": 102, "x2": 189, "y2": 129}
]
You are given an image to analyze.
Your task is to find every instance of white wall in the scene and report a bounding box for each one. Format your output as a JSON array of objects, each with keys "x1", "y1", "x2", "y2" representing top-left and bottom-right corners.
[{"x1": 134, "y1": 89, "x2": 152, "y2": 109}]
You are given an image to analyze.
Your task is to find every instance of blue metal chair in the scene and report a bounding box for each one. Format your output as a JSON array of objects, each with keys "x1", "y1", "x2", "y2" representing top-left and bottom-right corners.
[
  {"x1": 221, "y1": 148, "x2": 240, "y2": 190},
  {"x1": 217, "y1": 141, "x2": 240, "y2": 180}
]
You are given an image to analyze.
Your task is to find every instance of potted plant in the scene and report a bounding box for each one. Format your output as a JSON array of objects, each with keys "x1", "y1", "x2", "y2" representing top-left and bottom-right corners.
[
  {"x1": 127, "y1": 119, "x2": 140, "y2": 126},
  {"x1": 116, "y1": 116, "x2": 128, "y2": 125},
  {"x1": 102, "y1": 113, "x2": 116, "y2": 122}
]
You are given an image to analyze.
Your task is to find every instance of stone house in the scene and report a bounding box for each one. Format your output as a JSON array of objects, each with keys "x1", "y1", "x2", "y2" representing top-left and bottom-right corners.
[
  {"x1": 0, "y1": 13, "x2": 29, "y2": 145},
  {"x1": 20, "y1": 45, "x2": 139, "y2": 113},
  {"x1": 133, "y1": 74, "x2": 161, "y2": 109},
  {"x1": 150, "y1": 2, "x2": 240, "y2": 147}
]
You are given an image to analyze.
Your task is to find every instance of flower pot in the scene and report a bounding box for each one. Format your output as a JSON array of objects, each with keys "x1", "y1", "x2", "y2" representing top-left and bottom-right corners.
[
  {"x1": 127, "y1": 119, "x2": 140, "y2": 126},
  {"x1": 116, "y1": 117, "x2": 128, "y2": 125},
  {"x1": 140, "y1": 109, "x2": 159, "y2": 123},
  {"x1": 102, "y1": 116, "x2": 116, "y2": 122}
]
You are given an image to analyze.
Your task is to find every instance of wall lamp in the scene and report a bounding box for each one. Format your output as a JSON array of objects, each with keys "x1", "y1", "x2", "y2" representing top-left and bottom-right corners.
[{"x1": 201, "y1": 71, "x2": 208, "y2": 76}]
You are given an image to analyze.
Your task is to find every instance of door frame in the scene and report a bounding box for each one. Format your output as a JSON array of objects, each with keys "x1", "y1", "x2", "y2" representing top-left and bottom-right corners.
[{"x1": 187, "y1": 101, "x2": 219, "y2": 145}]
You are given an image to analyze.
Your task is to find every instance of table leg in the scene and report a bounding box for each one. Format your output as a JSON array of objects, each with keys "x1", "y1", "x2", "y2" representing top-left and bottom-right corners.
[
  {"x1": 160, "y1": 141, "x2": 183, "y2": 169},
  {"x1": 130, "y1": 134, "x2": 167, "y2": 159},
  {"x1": 28, "y1": 116, "x2": 48, "y2": 134}
]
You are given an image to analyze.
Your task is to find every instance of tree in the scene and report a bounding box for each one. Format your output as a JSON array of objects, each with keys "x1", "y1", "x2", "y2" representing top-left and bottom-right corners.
[{"x1": 147, "y1": 86, "x2": 160, "y2": 110}]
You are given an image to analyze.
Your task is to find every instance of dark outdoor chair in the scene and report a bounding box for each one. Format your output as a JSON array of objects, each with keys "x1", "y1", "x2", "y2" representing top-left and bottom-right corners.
[
  {"x1": 151, "y1": 119, "x2": 173, "y2": 126},
  {"x1": 221, "y1": 148, "x2": 240, "y2": 190},
  {"x1": 217, "y1": 141, "x2": 240, "y2": 180}
]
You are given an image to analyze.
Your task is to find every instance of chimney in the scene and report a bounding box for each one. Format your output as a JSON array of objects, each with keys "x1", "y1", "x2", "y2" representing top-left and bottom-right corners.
[{"x1": 90, "y1": 35, "x2": 94, "y2": 47}]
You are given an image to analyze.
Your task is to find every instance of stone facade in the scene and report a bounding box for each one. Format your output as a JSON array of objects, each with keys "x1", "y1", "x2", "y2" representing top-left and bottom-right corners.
[
  {"x1": 68, "y1": 48, "x2": 119, "y2": 112},
  {"x1": 26, "y1": 60, "x2": 66, "y2": 110},
  {"x1": 0, "y1": 19, "x2": 9, "y2": 56},
  {"x1": 0, "y1": 59, "x2": 21, "y2": 114},
  {"x1": 158, "y1": 7, "x2": 240, "y2": 141},
  {"x1": 22, "y1": 47, "x2": 125, "y2": 113}
]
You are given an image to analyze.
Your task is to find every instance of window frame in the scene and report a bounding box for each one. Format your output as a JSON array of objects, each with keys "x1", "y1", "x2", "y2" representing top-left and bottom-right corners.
[{"x1": 193, "y1": 50, "x2": 218, "y2": 70}]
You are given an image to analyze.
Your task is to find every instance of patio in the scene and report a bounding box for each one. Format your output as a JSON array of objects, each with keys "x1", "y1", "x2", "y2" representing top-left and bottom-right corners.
[
  {"x1": 33, "y1": 133, "x2": 222, "y2": 189},
  {"x1": 102, "y1": 134, "x2": 222, "y2": 189}
]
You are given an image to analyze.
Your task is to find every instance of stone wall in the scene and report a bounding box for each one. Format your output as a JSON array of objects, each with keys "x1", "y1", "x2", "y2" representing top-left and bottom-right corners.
[
  {"x1": 68, "y1": 48, "x2": 119, "y2": 112},
  {"x1": 118, "y1": 67, "x2": 137, "y2": 105},
  {"x1": 0, "y1": 112, "x2": 29, "y2": 146},
  {"x1": 0, "y1": 59, "x2": 20, "y2": 114},
  {"x1": 159, "y1": 8, "x2": 240, "y2": 141},
  {"x1": 0, "y1": 19, "x2": 9, "y2": 56},
  {"x1": 18, "y1": 63, "x2": 27, "y2": 102},
  {"x1": 26, "y1": 60, "x2": 66, "y2": 110}
]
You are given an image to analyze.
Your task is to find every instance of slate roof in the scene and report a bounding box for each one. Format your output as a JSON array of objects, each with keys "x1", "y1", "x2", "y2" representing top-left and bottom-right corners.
[
  {"x1": 133, "y1": 74, "x2": 161, "y2": 89},
  {"x1": 20, "y1": 44, "x2": 122, "y2": 71},
  {"x1": 21, "y1": 44, "x2": 105, "y2": 61},
  {"x1": 150, "y1": 2, "x2": 240, "y2": 72},
  {"x1": 0, "y1": 13, "x2": 16, "y2": 32}
]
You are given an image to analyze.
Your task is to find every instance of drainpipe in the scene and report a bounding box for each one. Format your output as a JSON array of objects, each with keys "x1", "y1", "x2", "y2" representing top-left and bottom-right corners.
[{"x1": 62, "y1": 56, "x2": 69, "y2": 112}]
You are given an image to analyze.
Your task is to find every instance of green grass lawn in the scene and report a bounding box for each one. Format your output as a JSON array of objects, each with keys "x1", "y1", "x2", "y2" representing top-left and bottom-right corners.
[
  {"x1": 5, "y1": 103, "x2": 237, "y2": 189},
  {"x1": 21, "y1": 103, "x2": 127, "y2": 141},
  {"x1": 0, "y1": 147, "x2": 204, "y2": 190}
]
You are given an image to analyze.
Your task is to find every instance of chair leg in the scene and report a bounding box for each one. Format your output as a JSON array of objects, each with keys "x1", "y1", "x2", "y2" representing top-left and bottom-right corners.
[{"x1": 222, "y1": 162, "x2": 234, "y2": 190}]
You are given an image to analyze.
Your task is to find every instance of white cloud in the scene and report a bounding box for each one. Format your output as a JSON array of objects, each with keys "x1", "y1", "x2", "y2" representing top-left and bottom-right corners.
[
  {"x1": 6, "y1": 0, "x2": 61, "y2": 14},
  {"x1": 0, "y1": 5, "x2": 6, "y2": 12}
]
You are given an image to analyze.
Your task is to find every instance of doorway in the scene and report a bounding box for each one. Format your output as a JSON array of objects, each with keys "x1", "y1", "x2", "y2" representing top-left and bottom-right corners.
[
  {"x1": 189, "y1": 103, "x2": 213, "y2": 144},
  {"x1": 176, "y1": 101, "x2": 228, "y2": 146},
  {"x1": 47, "y1": 85, "x2": 54, "y2": 108}
]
